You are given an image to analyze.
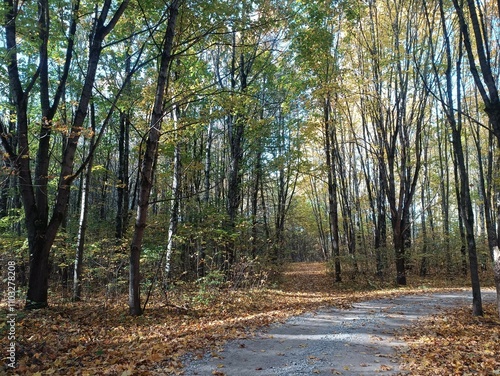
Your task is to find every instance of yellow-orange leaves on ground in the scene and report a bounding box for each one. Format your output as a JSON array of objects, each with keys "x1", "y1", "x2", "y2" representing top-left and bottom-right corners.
[
  {"x1": 399, "y1": 304, "x2": 500, "y2": 375},
  {"x1": 1, "y1": 262, "x2": 497, "y2": 375}
]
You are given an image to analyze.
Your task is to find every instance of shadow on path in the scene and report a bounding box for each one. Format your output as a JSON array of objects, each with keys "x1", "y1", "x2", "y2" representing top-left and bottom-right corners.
[{"x1": 182, "y1": 290, "x2": 496, "y2": 376}]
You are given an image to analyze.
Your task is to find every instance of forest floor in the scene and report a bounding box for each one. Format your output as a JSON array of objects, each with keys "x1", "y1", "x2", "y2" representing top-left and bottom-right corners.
[{"x1": 1, "y1": 262, "x2": 499, "y2": 375}]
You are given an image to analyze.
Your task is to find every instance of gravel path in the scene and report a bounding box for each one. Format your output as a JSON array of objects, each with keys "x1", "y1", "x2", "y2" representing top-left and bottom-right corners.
[{"x1": 182, "y1": 289, "x2": 496, "y2": 375}]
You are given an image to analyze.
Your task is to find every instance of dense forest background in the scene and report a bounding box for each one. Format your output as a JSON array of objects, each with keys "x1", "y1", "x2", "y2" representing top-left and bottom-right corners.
[{"x1": 1, "y1": 0, "x2": 500, "y2": 316}]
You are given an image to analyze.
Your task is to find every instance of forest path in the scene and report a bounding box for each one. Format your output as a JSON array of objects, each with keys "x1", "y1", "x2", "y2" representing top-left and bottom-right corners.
[{"x1": 181, "y1": 264, "x2": 496, "y2": 375}]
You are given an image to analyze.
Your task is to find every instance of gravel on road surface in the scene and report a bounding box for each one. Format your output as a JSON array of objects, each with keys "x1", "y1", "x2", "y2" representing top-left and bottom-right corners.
[{"x1": 182, "y1": 289, "x2": 496, "y2": 376}]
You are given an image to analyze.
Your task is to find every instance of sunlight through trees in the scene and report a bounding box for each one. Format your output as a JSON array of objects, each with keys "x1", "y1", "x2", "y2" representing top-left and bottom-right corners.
[{"x1": 1, "y1": 0, "x2": 499, "y2": 318}]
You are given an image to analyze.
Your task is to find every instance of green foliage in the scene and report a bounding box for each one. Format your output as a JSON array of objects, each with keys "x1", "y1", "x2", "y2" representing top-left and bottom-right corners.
[
  {"x1": 0, "y1": 208, "x2": 23, "y2": 230},
  {"x1": 189, "y1": 270, "x2": 226, "y2": 305},
  {"x1": 0, "y1": 0, "x2": 497, "y2": 315},
  {"x1": 0, "y1": 234, "x2": 27, "y2": 260}
]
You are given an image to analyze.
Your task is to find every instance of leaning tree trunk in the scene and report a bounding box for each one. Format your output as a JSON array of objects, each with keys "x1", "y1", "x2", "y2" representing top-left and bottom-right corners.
[{"x1": 129, "y1": 0, "x2": 180, "y2": 316}]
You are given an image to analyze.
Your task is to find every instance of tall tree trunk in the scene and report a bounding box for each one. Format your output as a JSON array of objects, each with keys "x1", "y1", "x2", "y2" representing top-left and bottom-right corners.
[
  {"x1": 2, "y1": 0, "x2": 130, "y2": 309},
  {"x1": 378, "y1": 1, "x2": 425, "y2": 285},
  {"x1": 164, "y1": 106, "x2": 182, "y2": 287},
  {"x1": 435, "y1": 0, "x2": 483, "y2": 315},
  {"x1": 454, "y1": 153, "x2": 469, "y2": 276},
  {"x1": 197, "y1": 118, "x2": 214, "y2": 278},
  {"x1": 129, "y1": 0, "x2": 179, "y2": 316},
  {"x1": 116, "y1": 49, "x2": 131, "y2": 239},
  {"x1": 99, "y1": 149, "x2": 111, "y2": 220},
  {"x1": 473, "y1": 124, "x2": 498, "y2": 266},
  {"x1": 225, "y1": 29, "x2": 247, "y2": 270},
  {"x1": 437, "y1": 115, "x2": 452, "y2": 275},
  {"x1": 337, "y1": 135, "x2": 357, "y2": 274},
  {"x1": 420, "y1": 161, "x2": 428, "y2": 277},
  {"x1": 324, "y1": 94, "x2": 341, "y2": 282},
  {"x1": 309, "y1": 176, "x2": 329, "y2": 261},
  {"x1": 251, "y1": 151, "x2": 263, "y2": 259},
  {"x1": 451, "y1": 0, "x2": 500, "y2": 317},
  {"x1": 73, "y1": 105, "x2": 96, "y2": 301},
  {"x1": 453, "y1": 132, "x2": 483, "y2": 315},
  {"x1": 392, "y1": 218, "x2": 407, "y2": 285}
]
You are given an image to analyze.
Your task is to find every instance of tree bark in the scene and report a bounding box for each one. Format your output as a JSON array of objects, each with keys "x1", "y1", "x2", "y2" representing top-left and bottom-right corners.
[
  {"x1": 1, "y1": 0, "x2": 129, "y2": 309},
  {"x1": 116, "y1": 48, "x2": 132, "y2": 239},
  {"x1": 73, "y1": 105, "x2": 96, "y2": 301},
  {"x1": 225, "y1": 29, "x2": 246, "y2": 270},
  {"x1": 164, "y1": 105, "x2": 182, "y2": 287},
  {"x1": 129, "y1": 0, "x2": 180, "y2": 316},
  {"x1": 251, "y1": 150, "x2": 263, "y2": 259},
  {"x1": 434, "y1": 0, "x2": 483, "y2": 315},
  {"x1": 324, "y1": 94, "x2": 341, "y2": 282},
  {"x1": 437, "y1": 118, "x2": 452, "y2": 275},
  {"x1": 450, "y1": 0, "x2": 500, "y2": 317}
]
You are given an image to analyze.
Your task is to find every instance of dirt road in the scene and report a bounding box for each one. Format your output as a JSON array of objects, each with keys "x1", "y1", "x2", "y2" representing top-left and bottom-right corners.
[{"x1": 182, "y1": 290, "x2": 495, "y2": 375}]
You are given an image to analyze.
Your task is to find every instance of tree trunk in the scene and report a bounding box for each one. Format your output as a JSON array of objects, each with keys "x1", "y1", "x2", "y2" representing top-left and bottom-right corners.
[
  {"x1": 116, "y1": 110, "x2": 131, "y2": 239},
  {"x1": 392, "y1": 219, "x2": 407, "y2": 285},
  {"x1": 0, "y1": 109, "x2": 16, "y2": 221},
  {"x1": 419, "y1": 170, "x2": 428, "y2": 277},
  {"x1": 437, "y1": 119, "x2": 452, "y2": 275},
  {"x1": 129, "y1": 0, "x2": 180, "y2": 316},
  {"x1": 436, "y1": 0, "x2": 483, "y2": 315},
  {"x1": 451, "y1": 60, "x2": 483, "y2": 316},
  {"x1": 197, "y1": 118, "x2": 214, "y2": 278},
  {"x1": 164, "y1": 106, "x2": 182, "y2": 287},
  {"x1": 225, "y1": 29, "x2": 246, "y2": 270},
  {"x1": 309, "y1": 176, "x2": 329, "y2": 261},
  {"x1": 251, "y1": 151, "x2": 263, "y2": 259},
  {"x1": 324, "y1": 94, "x2": 341, "y2": 282},
  {"x1": 337, "y1": 138, "x2": 357, "y2": 274},
  {"x1": 116, "y1": 46, "x2": 131, "y2": 240},
  {"x1": 1, "y1": 0, "x2": 129, "y2": 309},
  {"x1": 0, "y1": 172, "x2": 7, "y2": 218},
  {"x1": 375, "y1": 168, "x2": 387, "y2": 275},
  {"x1": 73, "y1": 105, "x2": 96, "y2": 301},
  {"x1": 450, "y1": 0, "x2": 500, "y2": 317}
]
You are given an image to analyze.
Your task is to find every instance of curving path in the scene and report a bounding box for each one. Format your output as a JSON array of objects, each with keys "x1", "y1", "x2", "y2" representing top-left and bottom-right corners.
[{"x1": 182, "y1": 289, "x2": 496, "y2": 375}]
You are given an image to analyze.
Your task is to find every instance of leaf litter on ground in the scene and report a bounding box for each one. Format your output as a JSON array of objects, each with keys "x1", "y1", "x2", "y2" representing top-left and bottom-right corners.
[
  {"x1": 0, "y1": 262, "x2": 496, "y2": 375},
  {"x1": 397, "y1": 302, "x2": 500, "y2": 375}
]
